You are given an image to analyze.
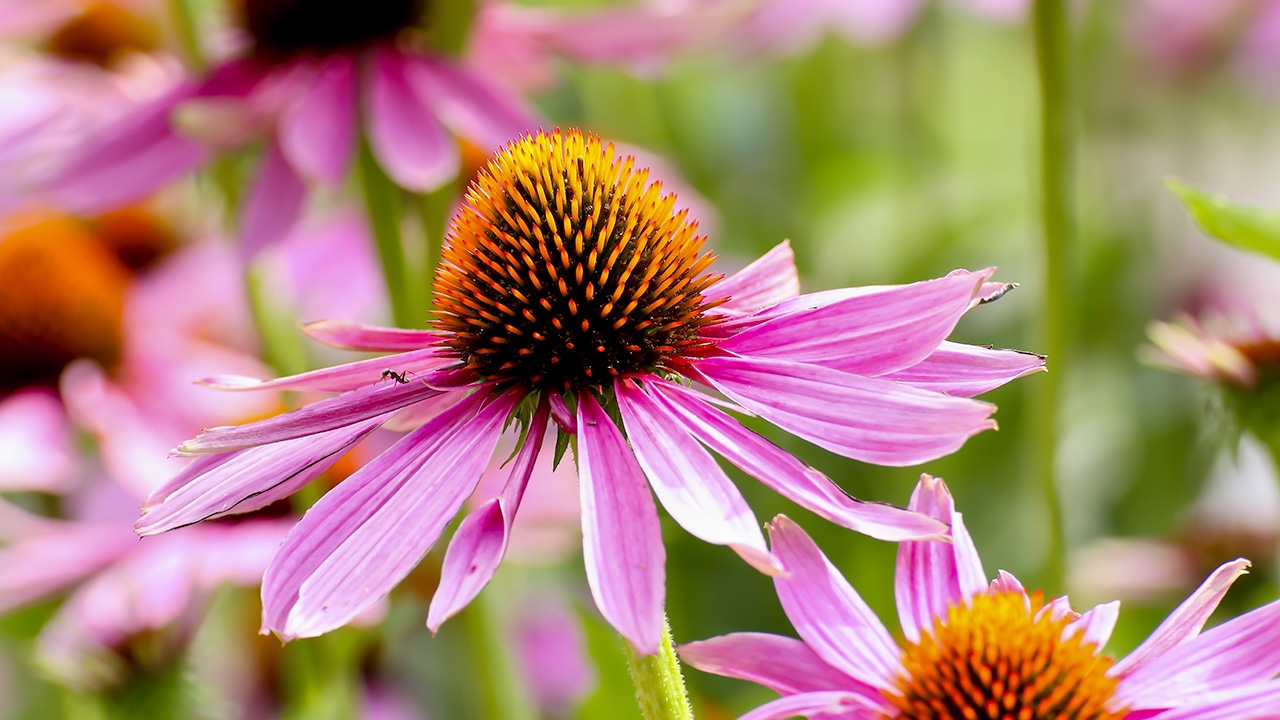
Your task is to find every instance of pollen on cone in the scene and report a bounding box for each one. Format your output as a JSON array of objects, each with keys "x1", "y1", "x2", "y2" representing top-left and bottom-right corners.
[{"x1": 433, "y1": 128, "x2": 725, "y2": 392}]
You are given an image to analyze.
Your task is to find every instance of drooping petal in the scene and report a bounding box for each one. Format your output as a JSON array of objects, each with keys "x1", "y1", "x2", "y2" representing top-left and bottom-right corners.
[
  {"x1": 200, "y1": 346, "x2": 452, "y2": 393},
  {"x1": 616, "y1": 380, "x2": 781, "y2": 575},
  {"x1": 405, "y1": 56, "x2": 537, "y2": 151},
  {"x1": 650, "y1": 381, "x2": 947, "y2": 541},
  {"x1": 279, "y1": 53, "x2": 357, "y2": 183},
  {"x1": 950, "y1": 512, "x2": 987, "y2": 599},
  {"x1": 1066, "y1": 601, "x2": 1120, "y2": 652},
  {"x1": 768, "y1": 516, "x2": 902, "y2": 689},
  {"x1": 137, "y1": 418, "x2": 385, "y2": 535},
  {"x1": 240, "y1": 139, "x2": 306, "y2": 258},
  {"x1": 709, "y1": 241, "x2": 801, "y2": 316},
  {"x1": 717, "y1": 268, "x2": 994, "y2": 377},
  {"x1": 694, "y1": 355, "x2": 997, "y2": 467},
  {"x1": 738, "y1": 691, "x2": 888, "y2": 720},
  {"x1": 877, "y1": 342, "x2": 1046, "y2": 397},
  {"x1": 262, "y1": 391, "x2": 514, "y2": 640},
  {"x1": 45, "y1": 82, "x2": 205, "y2": 212},
  {"x1": 1111, "y1": 559, "x2": 1252, "y2": 679},
  {"x1": 176, "y1": 372, "x2": 459, "y2": 454},
  {"x1": 365, "y1": 47, "x2": 458, "y2": 191},
  {"x1": 300, "y1": 319, "x2": 443, "y2": 351},
  {"x1": 1117, "y1": 581, "x2": 1280, "y2": 709},
  {"x1": 678, "y1": 632, "x2": 878, "y2": 698},
  {"x1": 427, "y1": 402, "x2": 550, "y2": 631},
  {"x1": 577, "y1": 392, "x2": 665, "y2": 655}
]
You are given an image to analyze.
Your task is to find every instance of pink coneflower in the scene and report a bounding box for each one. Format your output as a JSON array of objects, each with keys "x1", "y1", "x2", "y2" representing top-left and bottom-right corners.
[
  {"x1": 1144, "y1": 309, "x2": 1280, "y2": 390},
  {"x1": 143, "y1": 129, "x2": 1044, "y2": 654},
  {"x1": 680, "y1": 474, "x2": 1280, "y2": 720},
  {"x1": 46, "y1": 0, "x2": 536, "y2": 253}
]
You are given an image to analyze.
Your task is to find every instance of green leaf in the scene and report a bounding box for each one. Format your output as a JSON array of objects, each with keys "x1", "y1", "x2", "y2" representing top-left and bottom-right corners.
[{"x1": 1166, "y1": 178, "x2": 1280, "y2": 261}]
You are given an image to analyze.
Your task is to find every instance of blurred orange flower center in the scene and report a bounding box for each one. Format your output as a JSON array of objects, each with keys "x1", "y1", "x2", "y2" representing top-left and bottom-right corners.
[
  {"x1": 0, "y1": 217, "x2": 130, "y2": 389},
  {"x1": 884, "y1": 591, "x2": 1123, "y2": 720},
  {"x1": 431, "y1": 129, "x2": 724, "y2": 393},
  {"x1": 46, "y1": 2, "x2": 158, "y2": 65}
]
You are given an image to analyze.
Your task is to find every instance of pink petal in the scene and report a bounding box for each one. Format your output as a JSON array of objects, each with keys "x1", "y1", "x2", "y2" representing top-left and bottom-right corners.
[
  {"x1": 427, "y1": 402, "x2": 550, "y2": 631},
  {"x1": 738, "y1": 691, "x2": 889, "y2": 720},
  {"x1": 678, "y1": 632, "x2": 878, "y2": 697},
  {"x1": 365, "y1": 47, "x2": 459, "y2": 192},
  {"x1": 1111, "y1": 559, "x2": 1252, "y2": 679},
  {"x1": 406, "y1": 55, "x2": 538, "y2": 151},
  {"x1": 240, "y1": 139, "x2": 306, "y2": 258},
  {"x1": 1144, "y1": 682, "x2": 1280, "y2": 720},
  {"x1": 1117, "y1": 565, "x2": 1280, "y2": 710},
  {"x1": 616, "y1": 380, "x2": 781, "y2": 575},
  {"x1": 709, "y1": 241, "x2": 801, "y2": 316},
  {"x1": 176, "y1": 372, "x2": 460, "y2": 454},
  {"x1": 137, "y1": 418, "x2": 385, "y2": 535},
  {"x1": 650, "y1": 380, "x2": 947, "y2": 541},
  {"x1": 0, "y1": 522, "x2": 134, "y2": 614},
  {"x1": 301, "y1": 319, "x2": 443, "y2": 351},
  {"x1": 577, "y1": 392, "x2": 665, "y2": 655},
  {"x1": 877, "y1": 341, "x2": 1046, "y2": 397},
  {"x1": 548, "y1": 393, "x2": 576, "y2": 433},
  {"x1": 694, "y1": 355, "x2": 997, "y2": 467},
  {"x1": 262, "y1": 391, "x2": 515, "y2": 640},
  {"x1": 192, "y1": 520, "x2": 293, "y2": 588},
  {"x1": 279, "y1": 53, "x2": 357, "y2": 183},
  {"x1": 0, "y1": 388, "x2": 77, "y2": 492},
  {"x1": 1066, "y1": 600, "x2": 1119, "y2": 652},
  {"x1": 894, "y1": 474, "x2": 968, "y2": 643},
  {"x1": 991, "y1": 569, "x2": 1025, "y2": 595},
  {"x1": 718, "y1": 269, "x2": 995, "y2": 377},
  {"x1": 200, "y1": 346, "x2": 451, "y2": 393},
  {"x1": 767, "y1": 516, "x2": 901, "y2": 688},
  {"x1": 45, "y1": 82, "x2": 204, "y2": 212}
]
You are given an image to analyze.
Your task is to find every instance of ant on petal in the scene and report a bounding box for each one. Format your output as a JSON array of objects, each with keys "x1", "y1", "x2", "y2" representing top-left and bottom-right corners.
[{"x1": 380, "y1": 369, "x2": 413, "y2": 385}]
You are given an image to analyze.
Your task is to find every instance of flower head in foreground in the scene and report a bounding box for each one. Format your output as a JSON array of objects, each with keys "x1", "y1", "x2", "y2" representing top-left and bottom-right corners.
[
  {"x1": 45, "y1": 0, "x2": 536, "y2": 253},
  {"x1": 680, "y1": 475, "x2": 1280, "y2": 720},
  {"x1": 144, "y1": 128, "x2": 1044, "y2": 653}
]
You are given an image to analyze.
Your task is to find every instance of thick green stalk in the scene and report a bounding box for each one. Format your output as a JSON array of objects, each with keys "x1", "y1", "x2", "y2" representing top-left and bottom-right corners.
[
  {"x1": 1031, "y1": 0, "x2": 1073, "y2": 593},
  {"x1": 167, "y1": 0, "x2": 205, "y2": 70},
  {"x1": 358, "y1": 143, "x2": 416, "y2": 328},
  {"x1": 426, "y1": 0, "x2": 477, "y2": 55},
  {"x1": 460, "y1": 592, "x2": 537, "y2": 720},
  {"x1": 624, "y1": 617, "x2": 694, "y2": 720}
]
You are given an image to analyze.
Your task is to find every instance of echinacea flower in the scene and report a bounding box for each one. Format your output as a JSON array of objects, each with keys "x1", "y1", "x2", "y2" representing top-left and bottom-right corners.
[
  {"x1": 1144, "y1": 309, "x2": 1280, "y2": 391},
  {"x1": 142, "y1": 128, "x2": 1044, "y2": 654},
  {"x1": 46, "y1": 0, "x2": 536, "y2": 253},
  {"x1": 680, "y1": 474, "x2": 1280, "y2": 719}
]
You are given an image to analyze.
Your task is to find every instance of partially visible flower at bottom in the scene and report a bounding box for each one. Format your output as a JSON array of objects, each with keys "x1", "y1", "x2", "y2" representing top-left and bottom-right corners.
[
  {"x1": 680, "y1": 475, "x2": 1280, "y2": 719},
  {"x1": 140, "y1": 129, "x2": 1044, "y2": 654}
]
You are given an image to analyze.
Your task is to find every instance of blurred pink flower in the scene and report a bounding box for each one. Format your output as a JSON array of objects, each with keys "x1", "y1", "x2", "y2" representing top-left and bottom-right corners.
[
  {"x1": 0, "y1": 388, "x2": 78, "y2": 492},
  {"x1": 1143, "y1": 308, "x2": 1280, "y2": 390},
  {"x1": 681, "y1": 475, "x2": 1280, "y2": 719},
  {"x1": 1126, "y1": 0, "x2": 1280, "y2": 83},
  {"x1": 141, "y1": 130, "x2": 1041, "y2": 654},
  {"x1": 45, "y1": 0, "x2": 538, "y2": 254},
  {"x1": 511, "y1": 596, "x2": 597, "y2": 718}
]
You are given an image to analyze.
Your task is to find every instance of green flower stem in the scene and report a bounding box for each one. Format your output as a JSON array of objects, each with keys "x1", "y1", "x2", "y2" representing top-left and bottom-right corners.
[
  {"x1": 624, "y1": 616, "x2": 694, "y2": 720},
  {"x1": 245, "y1": 264, "x2": 308, "y2": 377},
  {"x1": 1031, "y1": 0, "x2": 1073, "y2": 593},
  {"x1": 460, "y1": 592, "x2": 537, "y2": 720},
  {"x1": 415, "y1": 183, "x2": 454, "y2": 313},
  {"x1": 359, "y1": 143, "x2": 416, "y2": 328},
  {"x1": 167, "y1": 0, "x2": 206, "y2": 71},
  {"x1": 426, "y1": 0, "x2": 477, "y2": 56}
]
